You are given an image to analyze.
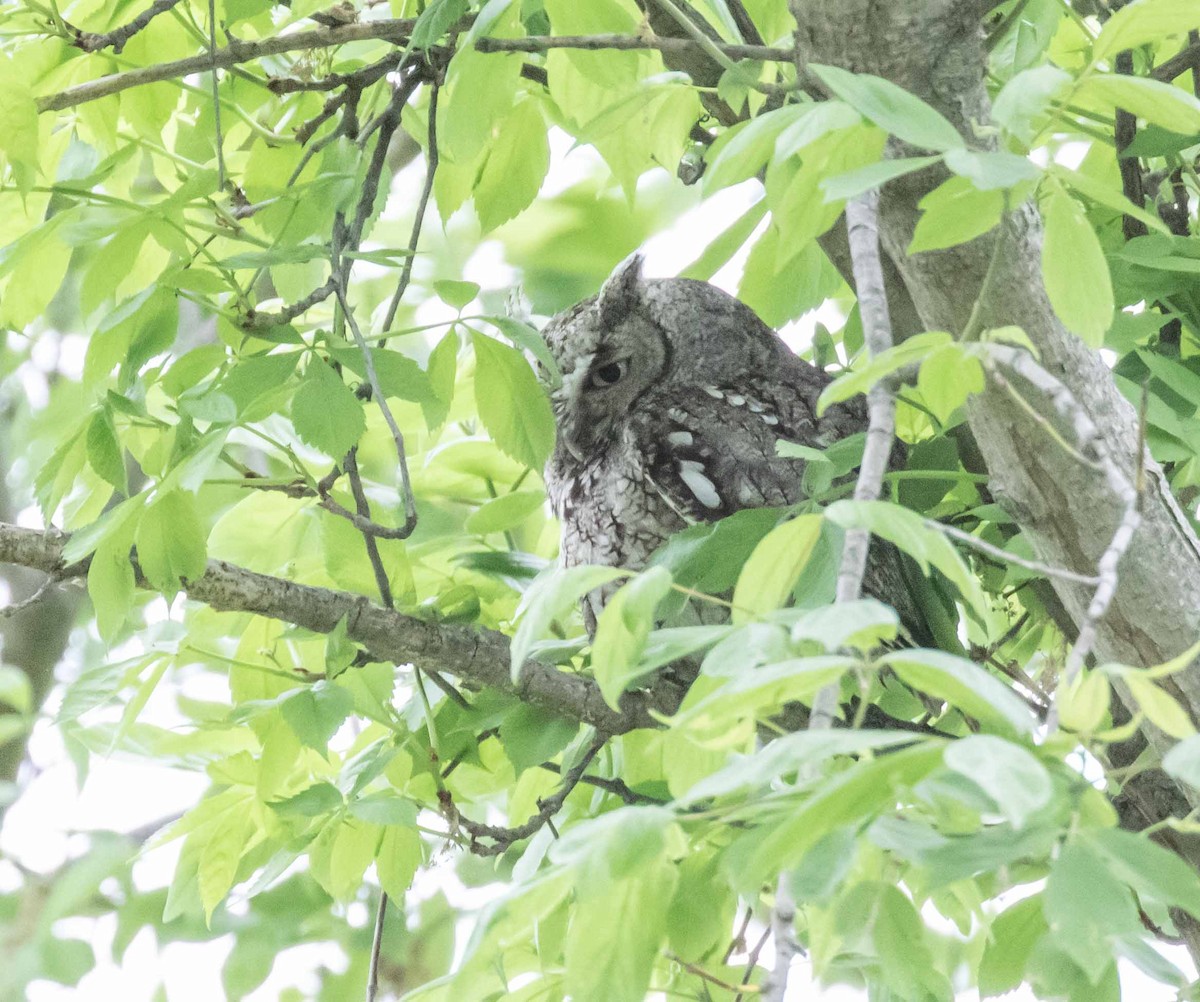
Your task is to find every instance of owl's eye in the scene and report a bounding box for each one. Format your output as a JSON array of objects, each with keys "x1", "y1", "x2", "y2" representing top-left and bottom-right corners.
[{"x1": 589, "y1": 360, "x2": 627, "y2": 388}]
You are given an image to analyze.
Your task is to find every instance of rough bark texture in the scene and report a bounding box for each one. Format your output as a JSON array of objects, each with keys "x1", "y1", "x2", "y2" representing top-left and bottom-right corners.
[
  {"x1": 793, "y1": 1, "x2": 1200, "y2": 822},
  {"x1": 0, "y1": 522, "x2": 671, "y2": 735}
]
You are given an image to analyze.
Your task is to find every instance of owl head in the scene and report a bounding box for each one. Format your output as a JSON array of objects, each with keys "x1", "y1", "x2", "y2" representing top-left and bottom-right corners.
[{"x1": 541, "y1": 255, "x2": 783, "y2": 462}]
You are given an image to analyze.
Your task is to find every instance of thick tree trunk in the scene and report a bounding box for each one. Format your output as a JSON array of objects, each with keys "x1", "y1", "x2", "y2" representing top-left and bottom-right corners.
[{"x1": 793, "y1": 1, "x2": 1200, "y2": 821}]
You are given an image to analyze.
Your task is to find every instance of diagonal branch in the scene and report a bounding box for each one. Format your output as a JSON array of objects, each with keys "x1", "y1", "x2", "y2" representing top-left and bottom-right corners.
[
  {"x1": 68, "y1": 0, "x2": 186, "y2": 54},
  {"x1": 36, "y1": 17, "x2": 433, "y2": 113},
  {"x1": 0, "y1": 521, "x2": 670, "y2": 734}
]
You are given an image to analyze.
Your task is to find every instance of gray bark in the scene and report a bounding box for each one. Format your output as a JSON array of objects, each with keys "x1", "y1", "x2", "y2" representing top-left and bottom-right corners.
[{"x1": 794, "y1": 0, "x2": 1200, "y2": 823}]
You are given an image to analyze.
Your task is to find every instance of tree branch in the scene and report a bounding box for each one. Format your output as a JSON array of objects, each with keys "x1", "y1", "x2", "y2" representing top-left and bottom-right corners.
[
  {"x1": 67, "y1": 0, "x2": 186, "y2": 54},
  {"x1": 36, "y1": 17, "x2": 429, "y2": 113},
  {"x1": 474, "y1": 34, "x2": 791, "y2": 61},
  {"x1": 0, "y1": 521, "x2": 669, "y2": 734}
]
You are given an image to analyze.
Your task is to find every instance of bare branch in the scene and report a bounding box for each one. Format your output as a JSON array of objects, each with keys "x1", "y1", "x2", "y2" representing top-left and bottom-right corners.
[
  {"x1": 335, "y1": 282, "x2": 419, "y2": 538},
  {"x1": 0, "y1": 521, "x2": 672, "y2": 734},
  {"x1": 453, "y1": 735, "x2": 607, "y2": 855},
  {"x1": 474, "y1": 34, "x2": 791, "y2": 61},
  {"x1": 0, "y1": 576, "x2": 62, "y2": 618},
  {"x1": 68, "y1": 0, "x2": 186, "y2": 54},
  {"x1": 930, "y1": 520, "x2": 1101, "y2": 586},
  {"x1": 36, "y1": 17, "x2": 428, "y2": 113},
  {"x1": 1153, "y1": 38, "x2": 1200, "y2": 82},
  {"x1": 763, "y1": 880, "x2": 799, "y2": 1002},
  {"x1": 383, "y1": 79, "x2": 440, "y2": 331}
]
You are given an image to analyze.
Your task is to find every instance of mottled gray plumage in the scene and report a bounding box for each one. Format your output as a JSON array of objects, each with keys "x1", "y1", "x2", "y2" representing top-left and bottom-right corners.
[{"x1": 542, "y1": 255, "x2": 885, "y2": 633}]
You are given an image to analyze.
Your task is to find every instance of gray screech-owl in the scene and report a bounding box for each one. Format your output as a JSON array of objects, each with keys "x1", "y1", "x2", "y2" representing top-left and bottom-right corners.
[{"x1": 543, "y1": 255, "x2": 914, "y2": 636}]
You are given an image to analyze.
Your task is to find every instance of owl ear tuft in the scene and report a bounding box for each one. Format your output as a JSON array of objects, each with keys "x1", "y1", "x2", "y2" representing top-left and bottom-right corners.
[{"x1": 597, "y1": 253, "x2": 644, "y2": 327}]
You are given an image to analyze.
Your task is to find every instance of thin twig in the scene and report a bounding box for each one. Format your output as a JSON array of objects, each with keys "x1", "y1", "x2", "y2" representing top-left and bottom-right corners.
[
  {"x1": 474, "y1": 33, "x2": 790, "y2": 61},
  {"x1": 983, "y1": 346, "x2": 1143, "y2": 730},
  {"x1": 667, "y1": 951, "x2": 760, "y2": 994},
  {"x1": 536, "y1": 760, "x2": 662, "y2": 804},
  {"x1": 365, "y1": 891, "x2": 388, "y2": 1002},
  {"x1": 0, "y1": 577, "x2": 59, "y2": 618},
  {"x1": 383, "y1": 78, "x2": 439, "y2": 331},
  {"x1": 67, "y1": 0, "x2": 185, "y2": 53},
  {"x1": 343, "y1": 447, "x2": 393, "y2": 608},
  {"x1": 333, "y1": 283, "x2": 419, "y2": 539},
  {"x1": 930, "y1": 520, "x2": 1100, "y2": 585},
  {"x1": 207, "y1": 0, "x2": 226, "y2": 192},
  {"x1": 735, "y1": 925, "x2": 773, "y2": 1002},
  {"x1": 454, "y1": 735, "x2": 607, "y2": 855}
]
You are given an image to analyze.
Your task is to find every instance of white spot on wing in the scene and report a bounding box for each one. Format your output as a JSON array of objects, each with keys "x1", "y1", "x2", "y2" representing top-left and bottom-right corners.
[
  {"x1": 703, "y1": 386, "x2": 724, "y2": 399},
  {"x1": 667, "y1": 430, "x2": 694, "y2": 447},
  {"x1": 678, "y1": 459, "x2": 722, "y2": 509}
]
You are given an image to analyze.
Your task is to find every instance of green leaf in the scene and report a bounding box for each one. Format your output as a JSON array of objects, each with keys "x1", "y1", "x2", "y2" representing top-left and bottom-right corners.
[
  {"x1": 1040, "y1": 182, "x2": 1113, "y2": 347},
  {"x1": 1124, "y1": 673, "x2": 1196, "y2": 738},
  {"x1": 682, "y1": 728, "x2": 919, "y2": 803},
  {"x1": 809, "y1": 63, "x2": 964, "y2": 152},
  {"x1": 825, "y1": 499, "x2": 988, "y2": 618},
  {"x1": 465, "y1": 490, "x2": 545, "y2": 535},
  {"x1": 564, "y1": 860, "x2": 676, "y2": 1002},
  {"x1": 472, "y1": 331, "x2": 555, "y2": 469},
  {"x1": 0, "y1": 665, "x2": 31, "y2": 715},
  {"x1": 433, "y1": 280, "x2": 480, "y2": 311},
  {"x1": 1054, "y1": 165, "x2": 1171, "y2": 236},
  {"x1": 593, "y1": 566, "x2": 674, "y2": 707},
  {"x1": 820, "y1": 156, "x2": 941, "y2": 202},
  {"x1": 348, "y1": 793, "x2": 418, "y2": 826},
  {"x1": 980, "y1": 895, "x2": 1047, "y2": 998},
  {"x1": 730, "y1": 514, "x2": 822, "y2": 624},
  {"x1": 992, "y1": 65, "x2": 1072, "y2": 144},
  {"x1": 817, "y1": 331, "x2": 952, "y2": 411},
  {"x1": 1056, "y1": 667, "x2": 1110, "y2": 733},
  {"x1": 943, "y1": 149, "x2": 1041, "y2": 190},
  {"x1": 0, "y1": 78, "x2": 39, "y2": 184},
  {"x1": 410, "y1": 0, "x2": 470, "y2": 49},
  {"x1": 135, "y1": 490, "x2": 207, "y2": 597},
  {"x1": 1078, "y1": 74, "x2": 1200, "y2": 134},
  {"x1": 376, "y1": 824, "x2": 423, "y2": 901},
  {"x1": 917, "y1": 343, "x2": 984, "y2": 425},
  {"x1": 680, "y1": 197, "x2": 769, "y2": 281},
  {"x1": 327, "y1": 819, "x2": 381, "y2": 901},
  {"x1": 268, "y1": 782, "x2": 344, "y2": 817},
  {"x1": 909, "y1": 176, "x2": 1006, "y2": 253},
  {"x1": 1083, "y1": 827, "x2": 1200, "y2": 921},
  {"x1": 499, "y1": 703, "x2": 579, "y2": 774},
  {"x1": 735, "y1": 743, "x2": 945, "y2": 890},
  {"x1": 702, "y1": 103, "x2": 812, "y2": 193},
  {"x1": 510, "y1": 564, "x2": 629, "y2": 677},
  {"x1": 482, "y1": 315, "x2": 561, "y2": 385},
  {"x1": 1044, "y1": 842, "x2": 1143, "y2": 983},
  {"x1": 1093, "y1": 0, "x2": 1200, "y2": 60},
  {"x1": 89, "y1": 531, "x2": 137, "y2": 645},
  {"x1": 475, "y1": 99, "x2": 549, "y2": 232},
  {"x1": 86, "y1": 408, "x2": 127, "y2": 494},
  {"x1": 880, "y1": 648, "x2": 1035, "y2": 736},
  {"x1": 291, "y1": 357, "x2": 365, "y2": 458},
  {"x1": 198, "y1": 805, "x2": 253, "y2": 923},
  {"x1": 281, "y1": 681, "x2": 355, "y2": 751},
  {"x1": 943, "y1": 735, "x2": 1052, "y2": 828}
]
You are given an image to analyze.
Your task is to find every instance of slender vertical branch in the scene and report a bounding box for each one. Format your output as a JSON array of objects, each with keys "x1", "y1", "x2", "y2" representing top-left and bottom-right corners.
[
  {"x1": 813, "y1": 189, "x2": 897, "y2": 728},
  {"x1": 384, "y1": 79, "x2": 440, "y2": 331},
  {"x1": 207, "y1": 0, "x2": 226, "y2": 191},
  {"x1": 365, "y1": 891, "x2": 389, "y2": 1002}
]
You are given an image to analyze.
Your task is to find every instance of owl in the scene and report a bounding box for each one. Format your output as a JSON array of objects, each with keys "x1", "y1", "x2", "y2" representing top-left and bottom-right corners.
[{"x1": 541, "y1": 255, "x2": 914, "y2": 636}]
